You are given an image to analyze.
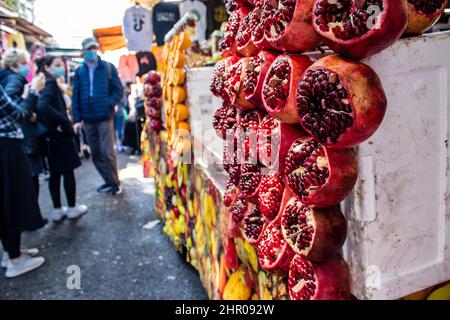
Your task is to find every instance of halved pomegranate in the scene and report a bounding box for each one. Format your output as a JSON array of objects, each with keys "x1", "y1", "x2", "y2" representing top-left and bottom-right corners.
[
  {"x1": 284, "y1": 136, "x2": 358, "y2": 208},
  {"x1": 242, "y1": 206, "x2": 267, "y2": 244},
  {"x1": 251, "y1": 4, "x2": 277, "y2": 50},
  {"x1": 224, "y1": 237, "x2": 240, "y2": 272},
  {"x1": 236, "y1": 110, "x2": 264, "y2": 164},
  {"x1": 231, "y1": 195, "x2": 250, "y2": 224},
  {"x1": 211, "y1": 56, "x2": 240, "y2": 102},
  {"x1": 288, "y1": 255, "x2": 351, "y2": 300},
  {"x1": 224, "y1": 57, "x2": 257, "y2": 110},
  {"x1": 404, "y1": 0, "x2": 448, "y2": 35},
  {"x1": 243, "y1": 51, "x2": 278, "y2": 108},
  {"x1": 236, "y1": 8, "x2": 261, "y2": 57},
  {"x1": 297, "y1": 55, "x2": 387, "y2": 148},
  {"x1": 262, "y1": 54, "x2": 313, "y2": 124},
  {"x1": 312, "y1": 0, "x2": 408, "y2": 59},
  {"x1": 146, "y1": 97, "x2": 162, "y2": 110},
  {"x1": 264, "y1": 0, "x2": 321, "y2": 52},
  {"x1": 223, "y1": 182, "x2": 239, "y2": 208},
  {"x1": 219, "y1": 9, "x2": 246, "y2": 58},
  {"x1": 223, "y1": 136, "x2": 241, "y2": 186},
  {"x1": 257, "y1": 115, "x2": 304, "y2": 172},
  {"x1": 281, "y1": 197, "x2": 347, "y2": 262},
  {"x1": 145, "y1": 71, "x2": 161, "y2": 85},
  {"x1": 213, "y1": 102, "x2": 238, "y2": 139},
  {"x1": 258, "y1": 171, "x2": 285, "y2": 221},
  {"x1": 257, "y1": 221, "x2": 295, "y2": 275},
  {"x1": 239, "y1": 162, "x2": 263, "y2": 200}
]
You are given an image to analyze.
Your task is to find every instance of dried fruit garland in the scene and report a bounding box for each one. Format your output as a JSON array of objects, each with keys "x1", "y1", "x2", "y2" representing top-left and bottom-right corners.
[{"x1": 211, "y1": 0, "x2": 445, "y2": 300}]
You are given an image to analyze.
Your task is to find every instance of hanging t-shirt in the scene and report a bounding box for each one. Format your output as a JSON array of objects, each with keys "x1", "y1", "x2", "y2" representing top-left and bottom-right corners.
[
  {"x1": 207, "y1": 0, "x2": 228, "y2": 38},
  {"x1": 152, "y1": 2, "x2": 181, "y2": 46},
  {"x1": 136, "y1": 51, "x2": 157, "y2": 78},
  {"x1": 123, "y1": 6, "x2": 153, "y2": 52},
  {"x1": 179, "y1": 0, "x2": 207, "y2": 42}
]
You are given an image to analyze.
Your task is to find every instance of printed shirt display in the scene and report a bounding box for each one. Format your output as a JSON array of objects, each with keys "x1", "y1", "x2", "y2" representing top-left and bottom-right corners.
[
  {"x1": 152, "y1": 2, "x2": 181, "y2": 46},
  {"x1": 123, "y1": 6, "x2": 153, "y2": 52},
  {"x1": 179, "y1": 0, "x2": 207, "y2": 42}
]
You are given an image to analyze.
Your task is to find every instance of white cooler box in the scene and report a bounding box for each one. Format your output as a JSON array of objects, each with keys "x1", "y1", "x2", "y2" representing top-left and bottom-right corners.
[{"x1": 185, "y1": 32, "x2": 450, "y2": 300}]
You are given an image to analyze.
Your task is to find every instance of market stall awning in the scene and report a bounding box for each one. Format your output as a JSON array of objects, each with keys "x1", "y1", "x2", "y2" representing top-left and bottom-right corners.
[{"x1": 93, "y1": 25, "x2": 126, "y2": 52}]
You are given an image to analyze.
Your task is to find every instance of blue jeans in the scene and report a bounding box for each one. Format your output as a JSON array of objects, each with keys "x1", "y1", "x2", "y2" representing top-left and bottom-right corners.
[{"x1": 114, "y1": 115, "x2": 125, "y2": 142}]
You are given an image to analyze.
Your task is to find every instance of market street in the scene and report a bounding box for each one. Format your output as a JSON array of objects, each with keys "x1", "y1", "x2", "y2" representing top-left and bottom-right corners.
[{"x1": 0, "y1": 154, "x2": 208, "y2": 300}]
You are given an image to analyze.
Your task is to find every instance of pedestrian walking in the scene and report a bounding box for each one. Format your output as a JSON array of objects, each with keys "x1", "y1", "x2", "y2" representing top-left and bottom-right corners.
[
  {"x1": 72, "y1": 37, "x2": 124, "y2": 195},
  {"x1": 0, "y1": 49, "x2": 47, "y2": 199},
  {"x1": 0, "y1": 74, "x2": 47, "y2": 278},
  {"x1": 36, "y1": 55, "x2": 88, "y2": 222},
  {"x1": 114, "y1": 82, "x2": 131, "y2": 153}
]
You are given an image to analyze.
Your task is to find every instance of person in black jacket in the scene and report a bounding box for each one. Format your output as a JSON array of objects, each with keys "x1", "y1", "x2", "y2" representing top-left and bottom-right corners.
[
  {"x1": 0, "y1": 74, "x2": 47, "y2": 278},
  {"x1": 0, "y1": 49, "x2": 47, "y2": 198},
  {"x1": 36, "y1": 55, "x2": 88, "y2": 223}
]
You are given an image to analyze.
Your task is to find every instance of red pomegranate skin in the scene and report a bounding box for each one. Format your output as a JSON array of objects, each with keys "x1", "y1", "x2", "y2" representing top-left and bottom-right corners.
[
  {"x1": 236, "y1": 8, "x2": 261, "y2": 57},
  {"x1": 266, "y1": 0, "x2": 321, "y2": 53},
  {"x1": 281, "y1": 197, "x2": 347, "y2": 262},
  {"x1": 224, "y1": 237, "x2": 240, "y2": 272},
  {"x1": 404, "y1": 0, "x2": 448, "y2": 35},
  {"x1": 289, "y1": 255, "x2": 351, "y2": 300},
  {"x1": 244, "y1": 50, "x2": 278, "y2": 108},
  {"x1": 297, "y1": 55, "x2": 387, "y2": 149},
  {"x1": 233, "y1": 57, "x2": 258, "y2": 110},
  {"x1": 284, "y1": 136, "x2": 358, "y2": 208},
  {"x1": 262, "y1": 54, "x2": 313, "y2": 124},
  {"x1": 221, "y1": 8, "x2": 250, "y2": 58},
  {"x1": 312, "y1": 0, "x2": 408, "y2": 59}
]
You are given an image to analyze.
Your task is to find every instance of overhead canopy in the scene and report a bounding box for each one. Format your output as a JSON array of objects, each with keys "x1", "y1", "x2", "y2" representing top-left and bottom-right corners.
[{"x1": 93, "y1": 25, "x2": 126, "y2": 52}]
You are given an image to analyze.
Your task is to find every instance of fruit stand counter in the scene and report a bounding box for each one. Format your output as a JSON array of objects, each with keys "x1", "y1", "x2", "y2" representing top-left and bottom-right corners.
[{"x1": 180, "y1": 32, "x2": 450, "y2": 300}]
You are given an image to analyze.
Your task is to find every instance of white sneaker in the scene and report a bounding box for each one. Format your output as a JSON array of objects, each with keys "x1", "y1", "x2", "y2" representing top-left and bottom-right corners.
[
  {"x1": 52, "y1": 207, "x2": 67, "y2": 222},
  {"x1": 66, "y1": 205, "x2": 88, "y2": 220},
  {"x1": 2, "y1": 248, "x2": 40, "y2": 268},
  {"x1": 5, "y1": 255, "x2": 45, "y2": 278}
]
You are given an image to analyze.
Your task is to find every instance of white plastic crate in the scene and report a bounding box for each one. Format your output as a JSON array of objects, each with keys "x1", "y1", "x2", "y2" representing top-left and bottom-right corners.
[{"x1": 185, "y1": 31, "x2": 450, "y2": 300}]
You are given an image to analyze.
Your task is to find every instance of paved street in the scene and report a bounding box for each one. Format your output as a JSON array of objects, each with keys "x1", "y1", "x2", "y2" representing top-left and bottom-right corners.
[{"x1": 0, "y1": 154, "x2": 208, "y2": 300}]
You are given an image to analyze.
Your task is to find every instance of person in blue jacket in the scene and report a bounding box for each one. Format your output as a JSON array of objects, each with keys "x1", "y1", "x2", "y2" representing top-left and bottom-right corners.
[{"x1": 72, "y1": 38, "x2": 124, "y2": 196}]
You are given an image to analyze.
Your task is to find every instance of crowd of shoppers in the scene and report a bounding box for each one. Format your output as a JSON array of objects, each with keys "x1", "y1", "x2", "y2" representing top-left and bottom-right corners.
[{"x1": 0, "y1": 37, "x2": 124, "y2": 278}]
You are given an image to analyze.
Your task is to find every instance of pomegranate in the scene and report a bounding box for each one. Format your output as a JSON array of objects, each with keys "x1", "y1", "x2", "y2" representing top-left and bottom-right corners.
[
  {"x1": 224, "y1": 57, "x2": 257, "y2": 110},
  {"x1": 251, "y1": 4, "x2": 277, "y2": 50},
  {"x1": 223, "y1": 136, "x2": 241, "y2": 186},
  {"x1": 262, "y1": 54, "x2": 313, "y2": 124},
  {"x1": 146, "y1": 97, "x2": 162, "y2": 110},
  {"x1": 147, "y1": 107, "x2": 161, "y2": 118},
  {"x1": 213, "y1": 102, "x2": 238, "y2": 139},
  {"x1": 145, "y1": 71, "x2": 161, "y2": 85},
  {"x1": 211, "y1": 56, "x2": 240, "y2": 102},
  {"x1": 258, "y1": 171, "x2": 285, "y2": 221},
  {"x1": 257, "y1": 221, "x2": 295, "y2": 275},
  {"x1": 231, "y1": 195, "x2": 250, "y2": 224},
  {"x1": 284, "y1": 136, "x2": 358, "y2": 208},
  {"x1": 150, "y1": 118, "x2": 163, "y2": 132},
  {"x1": 236, "y1": 110, "x2": 264, "y2": 164},
  {"x1": 220, "y1": 8, "x2": 249, "y2": 58},
  {"x1": 224, "y1": 237, "x2": 240, "y2": 272},
  {"x1": 288, "y1": 255, "x2": 351, "y2": 300},
  {"x1": 312, "y1": 0, "x2": 408, "y2": 59},
  {"x1": 281, "y1": 197, "x2": 347, "y2": 262},
  {"x1": 242, "y1": 206, "x2": 267, "y2": 244},
  {"x1": 239, "y1": 162, "x2": 263, "y2": 200},
  {"x1": 144, "y1": 84, "x2": 162, "y2": 98},
  {"x1": 297, "y1": 55, "x2": 387, "y2": 148},
  {"x1": 257, "y1": 115, "x2": 304, "y2": 172},
  {"x1": 236, "y1": 8, "x2": 261, "y2": 57},
  {"x1": 243, "y1": 51, "x2": 277, "y2": 108},
  {"x1": 224, "y1": 182, "x2": 239, "y2": 208},
  {"x1": 404, "y1": 0, "x2": 448, "y2": 35},
  {"x1": 264, "y1": 0, "x2": 321, "y2": 52}
]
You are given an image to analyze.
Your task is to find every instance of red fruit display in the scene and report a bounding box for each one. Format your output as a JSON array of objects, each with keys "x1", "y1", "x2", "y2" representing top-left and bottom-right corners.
[
  {"x1": 224, "y1": 57, "x2": 257, "y2": 110},
  {"x1": 251, "y1": 4, "x2": 277, "y2": 50},
  {"x1": 211, "y1": 56, "x2": 240, "y2": 102},
  {"x1": 223, "y1": 137, "x2": 241, "y2": 186},
  {"x1": 236, "y1": 8, "x2": 261, "y2": 57},
  {"x1": 242, "y1": 206, "x2": 267, "y2": 244},
  {"x1": 219, "y1": 8, "x2": 249, "y2": 58},
  {"x1": 281, "y1": 197, "x2": 347, "y2": 262},
  {"x1": 262, "y1": 54, "x2": 313, "y2": 124},
  {"x1": 404, "y1": 0, "x2": 448, "y2": 35},
  {"x1": 258, "y1": 171, "x2": 285, "y2": 221},
  {"x1": 146, "y1": 97, "x2": 162, "y2": 110},
  {"x1": 288, "y1": 255, "x2": 351, "y2": 300},
  {"x1": 264, "y1": 0, "x2": 321, "y2": 52},
  {"x1": 257, "y1": 221, "x2": 295, "y2": 274},
  {"x1": 257, "y1": 115, "x2": 304, "y2": 172},
  {"x1": 144, "y1": 83, "x2": 162, "y2": 98},
  {"x1": 145, "y1": 71, "x2": 161, "y2": 85},
  {"x1": 284, "y1": 136, "x2": 358, "y2": 208},
  {"x1": 243, "y1": 51, "x2": 278, "y2": 108},
  {"x1": 239, "y1": 162, "x2": 263, "y2": 200},
  {"x1": 231, "y1": 195, "x2": 250, "y2": 224},
  {"x1": 297, "y1": 55, "x2": 387, "y2": 148},
  {"x1": 223, "y1": 183, "x2": 239, "y2": 208},
  {"x1": 150, "y1": 118, "x2": 163, "y2": 132},
  {"x1": 213, "y1": 102, "x2": 238, "y2": 139},
  {"x1": 312, "y1": 0, "x2": 408, "y2": 59},
  {"x1": 235, "y1": 110, "x2": 264, "y2": 164},
  {"x1": 224, "y1": 237, "x2": 240, "y2": 272}
]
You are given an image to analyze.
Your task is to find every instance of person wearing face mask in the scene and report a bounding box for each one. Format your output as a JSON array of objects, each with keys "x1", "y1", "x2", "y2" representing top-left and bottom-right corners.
[
  {"x1": 36, "y1": 55, "x2": 88, "y2": 222},
  {"x1": 0, "y1": 49, "x2": 47, "y2": 199},
  {"x1": 72, "y1": 38, "x2": 124, "y2": 196}
]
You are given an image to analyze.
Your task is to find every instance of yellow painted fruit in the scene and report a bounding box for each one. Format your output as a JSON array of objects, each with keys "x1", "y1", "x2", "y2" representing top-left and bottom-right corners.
[
  {"x1": 223, "y1": 268, "x2": 252, "y2": 301},
  {"x1": 234, "y1": 237, "x2": 249, "y2": 267},
  {"x1": 427, "y1": 284, "x2": 450, "y2": 300},
  {"x1": 244, "y1": 241, "x2": 259, "y2": 273},
  {"x1": 251, "y1": 293, "x2": 259, "y2": 300}
]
